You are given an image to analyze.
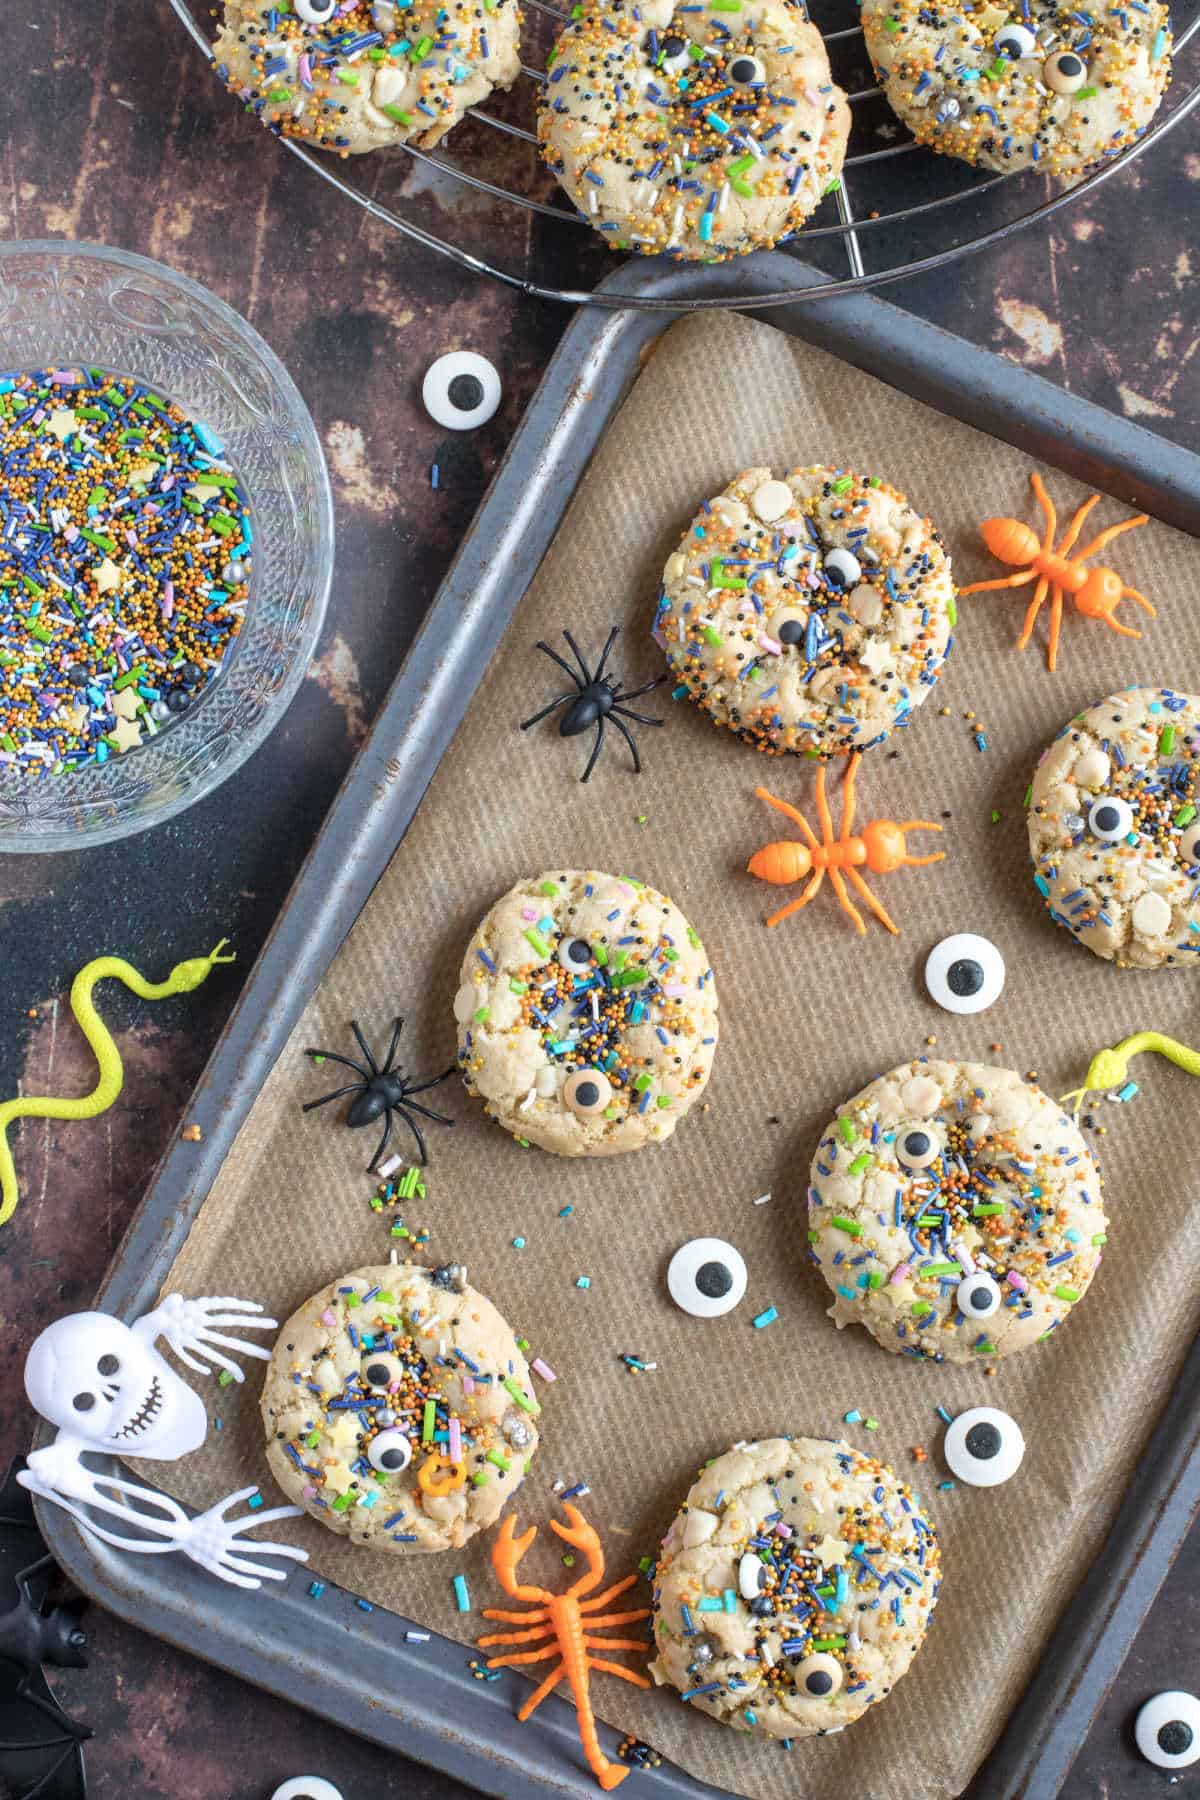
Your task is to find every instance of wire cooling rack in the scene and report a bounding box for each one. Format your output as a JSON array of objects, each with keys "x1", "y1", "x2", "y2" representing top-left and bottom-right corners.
[{"x1": 171, "y1": 0, "x2": 1200, "y2": 307}]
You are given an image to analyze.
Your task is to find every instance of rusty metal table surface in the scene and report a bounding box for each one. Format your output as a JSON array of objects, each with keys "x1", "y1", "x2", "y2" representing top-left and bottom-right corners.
[{"x1": 0, "y1": 0, "x2": 1196, "y2": 1793}]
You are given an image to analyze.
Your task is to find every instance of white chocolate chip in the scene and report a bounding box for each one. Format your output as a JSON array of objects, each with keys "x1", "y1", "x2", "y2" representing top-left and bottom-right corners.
[
  {"x1": 453, "y1": 982, "x2": 478, "y2": 1024},
  {"x1": 535, "y1": 1064, "x2": 558, "y2": 1096},
  {"x1": 848, "y1": 583, "x2": 884, "y2": 627},
  {"x1": 751, "y1": 480, "x2": 793, "y2": 523},
  {"x1": 901, "y1": 1075, "x2": 941, "y2": 1116},
  {"x1": 682, "y1": 1508, "x2": 719, "y2": 1548},
  {"x1": 1132, "y1": 891, "x2": 1172, "y2": 938},
  {"x1": 664, "y1": 551, "x2": 688, "y2": 585},
  {"x1": 1073, "y1": 747, "x2": 1111, "y2": 790}
]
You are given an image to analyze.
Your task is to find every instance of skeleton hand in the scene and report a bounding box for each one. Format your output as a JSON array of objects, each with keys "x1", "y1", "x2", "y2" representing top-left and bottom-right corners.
[
  {"x1": 177, "y1": 1486, "x2": 309, "y2": 1590},
  {"x1": 139, "y1": 1293, "x2": 277, "y2": 1383}
]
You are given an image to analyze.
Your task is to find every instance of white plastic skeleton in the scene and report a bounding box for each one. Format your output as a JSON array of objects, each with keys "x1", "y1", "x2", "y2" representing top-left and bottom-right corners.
[{"x1": 18, "y1": 1294, "x2": 309, "y2": 1590}]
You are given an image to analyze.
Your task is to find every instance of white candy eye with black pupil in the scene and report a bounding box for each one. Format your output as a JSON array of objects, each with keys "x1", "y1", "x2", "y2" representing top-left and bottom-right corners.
[
  {"x1": 823, "y1": 547, "x2": 861, "y2": 590},
  {"x1": 368, "y1": 1428, "x2": 413, "y2": 1474},
  {"x1": 658, "y1": 33, "x2": 690, "y2": 72},
  {"x1": 1043, "y1": 48, "x2": 1088, "y2": 91},
  {"x1": 1088, "y1": 795, "x2": 1134, "y2": 842},
  {"x1": 897, "y1": 1125, "x2": 941, "y2": 1169},
  {"x1": 1135, "y1": 1692, "x2": 1200, "y2": 1769},
  {"x1": 943, "y1": 1406, "x2": 1025, "y2": 1486},
  {"x1": 667, "y1": 1237, "x2": 748, "y2": 1318},
  {"x1": 728, "y1": 53, "x2": 765, "y2": 84},
  {"x1": 422, "y1": 352, "x2": 501, "y2": 431},
  {"x1": 737, "y1": 1551, "x2": 768, "y2": 1599},
  {"x1": 793, "y1": 1652, "x2": 843, "y2": 1698},
  {"x1": 956, "y1": 1271, "x2": 1001, "y2": 1320},
  {"x1": 362, "y1": 1353, "x2": 402, "y2": 1390},
  {"x1": 294, "y1": 0, "x2": 336, "y2": 21},
  {"x1": 272, "y1": 1780, "x2": 346, "y2": 1800},
  {"x1": 557, "y1": 936, "x2": 593, "y2": 972},
  {"x1": 994, "y1": 21, "x2": 1037, "y2": 56},
  {"x1": 1178, "y1": 819, "x2": 1200, "y2": 866},
  {"x1": 769, "y1": 606, "x2": 808, "y2": 648},
  {"x1": 924, "y1": 933, "x2": 1006, "y2": 1015},
  {"x1": 563, "y1": 1067, "x2": 612, "y2": 1116}
]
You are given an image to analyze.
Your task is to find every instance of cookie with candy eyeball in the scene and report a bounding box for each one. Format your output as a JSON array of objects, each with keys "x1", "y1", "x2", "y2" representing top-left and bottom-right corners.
[
  {"x1": 1027, "y1": 686, "x2": 1200, "y2": 968},
  {"x1": 807, "y1": 1059, "x2": 1106, "y2": 1362},
  {"x1": 862, "y1": 0, "x2": 1171, "y2": 176}
]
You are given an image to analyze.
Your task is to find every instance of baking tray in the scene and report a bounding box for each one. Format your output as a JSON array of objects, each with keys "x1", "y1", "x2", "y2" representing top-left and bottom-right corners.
[{"x1": 34, "y1": 253, "x2": 1200, "y2": 1800}]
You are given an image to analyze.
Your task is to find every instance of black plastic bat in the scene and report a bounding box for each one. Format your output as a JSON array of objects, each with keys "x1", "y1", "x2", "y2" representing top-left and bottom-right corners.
[{"x1": 0, "y1": 1458, "x2": 90, "y2": 1800}]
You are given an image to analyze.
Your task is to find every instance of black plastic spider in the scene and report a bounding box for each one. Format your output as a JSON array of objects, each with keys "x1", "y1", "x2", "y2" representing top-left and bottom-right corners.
[
  {"x1": 519, "y1": 625, "x2": 665, "y2": 782},
  {"x1": 302, "y1": 1018, "x2": 454, "y2": 1169}
]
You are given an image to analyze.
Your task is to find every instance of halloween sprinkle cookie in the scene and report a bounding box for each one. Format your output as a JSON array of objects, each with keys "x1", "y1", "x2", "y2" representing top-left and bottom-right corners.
[
  {"x1": 1028, "y1": 686, "x2": 1200, "y2": 968},
  {"x1": 862, "y1": 0, "x2": 1172, "y2": 175},
  {"x1": 537, "y1": 0, "x2": 850, "y2": 260},
  {"x1": 808, "y1": 1058, "x2": 1106, "y2": 1362},
  {"x1": 654, "y1": 465, "x2": 956, "y2": 756},
  {"x1": 454, "y1": 869, "x2": 718, "y2": 1155},
  {"x1": 650, "y1": 1436, "x2": 940, "y2": 1737},
  {"x1": 214, "y1": 0, "x2": 520, "y2": 154},
  {"x1": 261, "y1": 1263, "x2": 540, "y2": 1552}
]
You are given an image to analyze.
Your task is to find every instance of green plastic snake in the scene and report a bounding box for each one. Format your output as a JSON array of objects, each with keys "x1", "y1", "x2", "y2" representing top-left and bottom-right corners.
[
  {"x1": 0, "y1": 941, "x2": 235, "y2": 1227},
  {"x1": 1061, "y1": 1030, "x2": 1200, "y2": 1116}
]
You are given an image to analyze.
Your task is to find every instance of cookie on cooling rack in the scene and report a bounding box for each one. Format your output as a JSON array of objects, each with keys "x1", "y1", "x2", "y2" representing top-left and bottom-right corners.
[
  {"x1": 650, "y1": 1436, "x2": 940, "y2": 1737},
  {"x1": 861, "y1": 0, "x2": 1172, "y2": 175},
  {"x1": 808, "y1": 1058, "x2": 1107, "y2": 1362},
  {"x1": 537, "y1": 0, "x2": 850, "y2": 260},
  {"x1": 653, "y1": 464, "x2": 955, "y2": 756},
  {"x1": 453, "y1": 869, "x2": 719, "y2": 1154},
  {"x1": 214, "y1": 0, "x2": 521, "y2": 153},
  {"x1": 1028, "y1": 686, "x2": 1200, "y2": 968},
  {"x1": 262, "y1": 1263, "x2": 540, "y2": 1551}
]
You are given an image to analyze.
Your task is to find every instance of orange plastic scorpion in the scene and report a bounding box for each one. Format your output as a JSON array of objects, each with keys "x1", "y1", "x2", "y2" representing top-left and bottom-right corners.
[
  {"x1": 748, "y1": 753, "x2": 945, "y2": 935},
  {"x1": 958, "y1": 470, "x2": 1153, "y2": 672},
  {"x1": 478, "y1": 1502, "x2": 651, "y2": 1791}
]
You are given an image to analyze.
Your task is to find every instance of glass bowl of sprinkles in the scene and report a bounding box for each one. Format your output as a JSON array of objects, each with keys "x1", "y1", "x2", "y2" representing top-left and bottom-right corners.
[{"x1": 0, "y1": 242, "x2": 333, "y2": 851}]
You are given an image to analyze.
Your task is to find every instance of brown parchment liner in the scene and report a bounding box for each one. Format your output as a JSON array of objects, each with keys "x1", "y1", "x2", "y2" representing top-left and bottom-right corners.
[{"x1": 136, "y1": 311, "x2": 1200, "y2": 1800}]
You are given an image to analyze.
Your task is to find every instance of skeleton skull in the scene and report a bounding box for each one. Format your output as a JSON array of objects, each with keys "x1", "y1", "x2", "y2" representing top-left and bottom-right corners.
[{"x1": 24, "y1": 1312, "x2": 207, "y2": 1460}]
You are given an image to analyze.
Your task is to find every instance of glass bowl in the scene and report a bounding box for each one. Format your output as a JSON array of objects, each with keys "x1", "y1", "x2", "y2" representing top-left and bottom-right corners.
[{"x1": 0, "y1": 241, "x2": 334, "y2": 851}]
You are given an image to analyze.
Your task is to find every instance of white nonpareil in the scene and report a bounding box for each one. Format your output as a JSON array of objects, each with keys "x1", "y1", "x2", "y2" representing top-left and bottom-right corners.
[{"x1": 18, "y1": 1294, "x2": 308, "y2": 1590}]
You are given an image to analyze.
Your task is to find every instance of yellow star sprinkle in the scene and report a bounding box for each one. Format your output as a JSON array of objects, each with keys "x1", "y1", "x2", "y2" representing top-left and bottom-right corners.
[
  {"x1": 813, "y1": 1534, "x2": 850, "y2": 1567},
  {"x1": 108, "y1": 715, "x2": 142, "y2": 754}
]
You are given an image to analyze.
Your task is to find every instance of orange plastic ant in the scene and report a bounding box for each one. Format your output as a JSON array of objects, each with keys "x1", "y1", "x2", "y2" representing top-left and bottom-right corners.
[
  {"x1": 748, "y1": 754, "x2": 945, "y2": 935},
  {"x1": 958, "y1": 470, "x2": 1153, "y2": 672},
  {"x1": 478, "y1": 1503, "x2": 650, "y2": 1791}
]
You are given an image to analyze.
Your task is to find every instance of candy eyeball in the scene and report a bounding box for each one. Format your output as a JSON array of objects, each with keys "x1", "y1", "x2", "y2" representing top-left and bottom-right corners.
[
  {"x1": 658, "y1": 32, "x2": 691, "y2": 72},
  {"x1": 422, "y1": 352, "x2": 501, "y2": 431},
  {"x1": 294, "y1": 0, "x2": 337, "y2": 22},
  {"x1": 361, "y1": 1352, "x2": 404, "y2": 1390},
  {"x1": 994, "y1": 21, "x2": 1037, "y2": 56},
  {"x1": 956, "y1": 1271, "x2": 1001, "y2": 1320},
  {"x1": 737, "y1": 1551, "x2": 768, "y2": 1599},
  {"x1": 924, "y1": 933, "x2": 1006, "y2": 1015},
  {"x1": 1135, "y1": 1692, "x2": 1200, "y2": 1769},
  {"x1": 769, "y1": 606, "x2": 809, "y2": 648},
  {"x1": 272, "y1": 1781, "x2": 346, "y2": 1800},
  {"x1": 1044, "y1": 49, "x2": 1088, "y2": 91},
  {"x1": 1178, "y1": 818, "x2": 1200, "y2": 866},
  {"x1": 667, "y1": 1237, "x2": 748, "y2": 1318},
  {"x1": 556, "y1": 936, "x2": 593, "y2": 973},
  {"x1": 822, "y1": 547, "x2": 862, "y2": 590},
  {"x1": 943, "y1": 1406, "x2": 1025, "y2": 1487},
  {"x1": 793, "y1": 1652, "x2": 843, "y2": 1698},
  {"x1": 563, "y1": 1067, "x2": 612, "y2": 1117},
  {"x1": 897, "y1": 1123, "x2": 942, "y2": 1169},
  {"x1": 728, "y1": 53, "x2": 766, "y2": 84},
  {"x1": 368, "y1": 1428, "x2": 414, "y2": 1474},
  {"x1": 1088, "y1": 795, "x2": 1134, "y2": 842}
]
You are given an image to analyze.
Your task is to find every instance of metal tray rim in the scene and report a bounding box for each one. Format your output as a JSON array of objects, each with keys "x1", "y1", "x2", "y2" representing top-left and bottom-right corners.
[{"x1": 35, "y1": 252, "x2": 1200, "y2": 1800}]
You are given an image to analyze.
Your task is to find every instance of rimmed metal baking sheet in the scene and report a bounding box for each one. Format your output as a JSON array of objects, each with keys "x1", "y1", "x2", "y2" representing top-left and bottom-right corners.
[{"x1": 34, "y1": 253, "x2": 1200, "y2": 1800}]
